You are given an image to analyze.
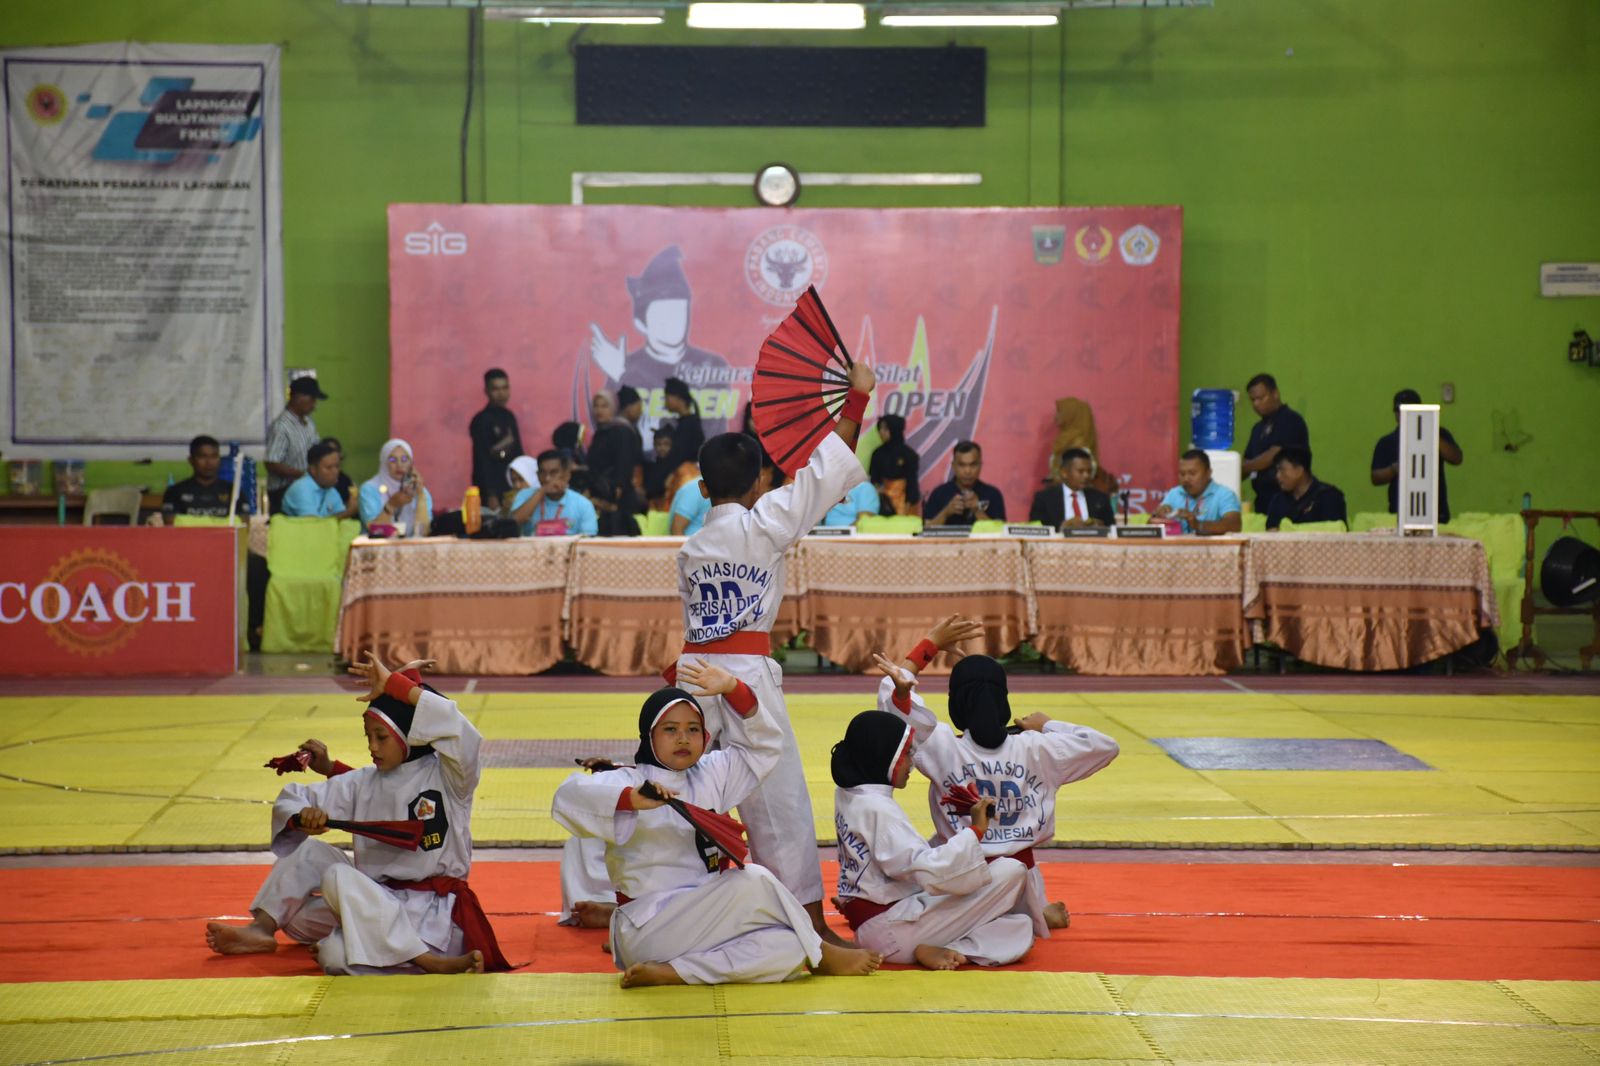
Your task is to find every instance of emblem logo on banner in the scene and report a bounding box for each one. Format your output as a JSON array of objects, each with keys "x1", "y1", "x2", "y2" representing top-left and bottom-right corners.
[
  {"x1": 1074, "y1": 225, "x2": 1113, "y2": 266},
  {"x1": 1032, "y1": 226, "x2": 1065, "y2": 264},
  {"x1": 745, "y1": 226, "x2": 828, "y2": 305},
  {"x1": 1119, "y1": 225, "x2": 1161, "y2": 266},
  {"x1": 25, "y1": 84, "x2": 66, "y2": 125},
  {"x1": 404, "y1": 222, "x2": 469, "y2": 257}
]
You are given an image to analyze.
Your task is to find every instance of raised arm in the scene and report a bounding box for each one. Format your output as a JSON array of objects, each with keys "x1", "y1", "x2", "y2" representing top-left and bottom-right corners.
[
  {"x1": 677, "y1": 658, "x2": 781, "y2": 810},
  {"x1": 347, "y1": 653, "x2": 481, "y2": 801},
  {"x1": 1013, "y1": 713, "x2": 1121, "y2": 784}
]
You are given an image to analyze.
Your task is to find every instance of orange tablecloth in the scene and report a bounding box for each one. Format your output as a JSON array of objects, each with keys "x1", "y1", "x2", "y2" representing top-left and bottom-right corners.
[
  {"x1": 799, "y1": 536, "x2": 1034, "y2": 672},
  {"x1": 565, "y1": 538, "x2": 805, "y2": 676},
  {"x1": 336, "y1": 536, "x2": 571, "y2": 675},
  {"x1": 1026, "y1": 538, "x2": 1249, "y2": 676},
  {"x1": 1242, "y1": 532, "x2": 1498, "y2": 671}
]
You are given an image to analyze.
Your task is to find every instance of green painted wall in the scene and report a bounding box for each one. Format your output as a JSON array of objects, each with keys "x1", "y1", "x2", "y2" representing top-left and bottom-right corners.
[{"x1": 4, "y1": 0, "x2": 1597, "y2": 536}]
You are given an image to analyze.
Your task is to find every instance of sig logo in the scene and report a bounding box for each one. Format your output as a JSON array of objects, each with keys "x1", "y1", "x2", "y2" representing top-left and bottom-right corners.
[{"x1": 403, "y1": 221, "x2": 468, "y2": 257}]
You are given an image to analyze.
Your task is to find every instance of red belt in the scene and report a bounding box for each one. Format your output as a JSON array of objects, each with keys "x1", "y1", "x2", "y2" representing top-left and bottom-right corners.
[
  {"x1": 385, "y1": 876, "x2": 513, "y2": 972},
  {"x1": 988, "y1": 847, "x2": 1035, "y2": 869},
  {"x1": 684, "y1": 631, "x2": 771, "y2": 657},
  {"x1": 838, "y1": 896, "x2": 896, "y2": 932}
]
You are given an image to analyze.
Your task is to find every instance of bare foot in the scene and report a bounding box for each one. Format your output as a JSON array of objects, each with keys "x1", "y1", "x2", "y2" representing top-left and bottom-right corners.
[
  {"x1": 1044, "y1": 901, "x2": 1071, "y2": 929},
  {"x1": 206, "y1": 921, "x2": 277, "y2": 956},
  {"x1": 413, "y1": 949, "x2": 484, "y2": 974},
  {"x1": 814, "y1": 941, "x2": 882, "y2": 977},
  {"x1": 620, "y1": 961, "x2": 684, "y2": 988},
  {"x1": 913, "y1": 944, "x2": 967, "y2": 970},
  {"x1": 573, "y1": 900, "x2": 616, "y2": 929}
]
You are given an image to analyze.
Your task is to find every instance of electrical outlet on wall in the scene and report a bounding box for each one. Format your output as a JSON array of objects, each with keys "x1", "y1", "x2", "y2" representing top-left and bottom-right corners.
[{"x1": 1440, "y1": 382, "x2": 1455, "y2": 403}]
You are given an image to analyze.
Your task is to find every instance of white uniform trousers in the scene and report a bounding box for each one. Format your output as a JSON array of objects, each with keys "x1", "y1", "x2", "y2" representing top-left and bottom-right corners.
[
  {"x1": 681, "y1": 651, "x2": 824, "y2": 906},
  {"x1": 249, "y1": 838, "x2": 463, "y2": 975},
  {"x1": 611, "y1": 864, "x2": 822, "y2": 985},
  {"x1": 855, "y1": 856, "x2": 1034, "y2": 967},
  {"x1": 559, "y1": 837, "x2": 614, "y2": 924}
]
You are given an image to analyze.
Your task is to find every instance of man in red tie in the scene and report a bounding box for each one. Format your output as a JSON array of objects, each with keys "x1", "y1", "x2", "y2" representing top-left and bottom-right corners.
[{"x1": 1030, "y1": 448, "x2": 1116, "y2": 530}]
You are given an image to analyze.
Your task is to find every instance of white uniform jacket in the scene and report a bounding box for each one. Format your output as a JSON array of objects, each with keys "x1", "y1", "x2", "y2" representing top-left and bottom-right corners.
[
  {"x1": 550, "y1": 689, "x2": 783, "y2": 929},
  {"x1": 877, "y1": 675, "x2": 1120, "y2": 855},
  {"x1": 834, "y1": 784, "x2": 992, "y2": 906}
]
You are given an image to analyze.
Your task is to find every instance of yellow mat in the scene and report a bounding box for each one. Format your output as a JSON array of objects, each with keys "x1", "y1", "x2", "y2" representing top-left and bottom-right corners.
[
  {"x1": 2, "y1": 692, "x2": 1598, "y2": 851},
  {"x1": 1, "y1": 971, "x2": 1596, "y2": 1066}
]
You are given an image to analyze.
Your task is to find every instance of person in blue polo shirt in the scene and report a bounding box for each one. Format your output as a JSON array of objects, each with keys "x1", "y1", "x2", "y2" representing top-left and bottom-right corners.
[
  {"x1": 508, "y1": 450, "x2": 598, "y2": 536},
  {"x1": 669, "y1": 476, "x2": 711, "y2": 536},
  {"x1": 281, "y1": 440, "x2": 357, "y2": 519},
  {"x1": 821, "y1": 481, "x2": 881, "y2": 528},
  {"x1": 1151, "y1": 449, "x2": 1241, "y2": 535}
]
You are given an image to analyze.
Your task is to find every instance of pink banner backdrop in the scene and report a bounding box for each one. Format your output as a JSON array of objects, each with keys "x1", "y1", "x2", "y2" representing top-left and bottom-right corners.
[{"x1": 387, "y1": 205, "x2": 1181, "y2": 518}]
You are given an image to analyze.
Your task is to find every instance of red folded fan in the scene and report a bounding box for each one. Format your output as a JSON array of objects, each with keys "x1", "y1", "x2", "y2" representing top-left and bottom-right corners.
[
  {"x1": 290, "y1": 814, "x2": 426, "y2": 850},
  {"x1": 751, "y1": 285, "x2": 855, "y2": 475},
  {"x1": 638, "y1": 780, "x2": 749, "y2": 867},
  {"x1": 265, "y1": 751, "x2": 313, "y2": 775},
  {"x1": 940, "y1": 782, "x2": 983, "y2": 815}
]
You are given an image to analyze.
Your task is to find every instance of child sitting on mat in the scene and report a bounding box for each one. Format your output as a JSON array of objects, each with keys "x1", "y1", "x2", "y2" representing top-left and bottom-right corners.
[
  {"x1": 553, "y1": 659, "x2": 882, "y2": 987},
  {"x1": 205, "y1": 653, "x2": 510, "y2": 975},
  {"x1": 832, "y1": 707, "x2": 1033, "y2": 969},
  {"x1": 872, "y1": 617, "x2": 1121, "y2": 937}
]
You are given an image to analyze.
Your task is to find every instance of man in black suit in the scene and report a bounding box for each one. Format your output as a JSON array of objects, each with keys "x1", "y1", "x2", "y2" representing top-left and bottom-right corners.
[{"x1": 1030, "y1": 447, "x2": 1115, "y2": 530}]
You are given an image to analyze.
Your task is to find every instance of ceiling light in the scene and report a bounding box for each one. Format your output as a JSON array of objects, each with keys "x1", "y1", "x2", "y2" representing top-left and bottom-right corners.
[
  {"x1": 881, "y1": 4, "x2": 1058, "y2": 26},
  {"x1": 486, "y1": 5, "x2": 665, "y2": 22},
  {"x1": 686, "y1": 3, "x2": 867, "y2": 30}
]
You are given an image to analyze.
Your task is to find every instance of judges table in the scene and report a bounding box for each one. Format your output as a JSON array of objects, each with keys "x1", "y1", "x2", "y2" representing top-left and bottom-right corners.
[{"x1": 333, "y1": 532, "x2": 1496, "y2": 676}]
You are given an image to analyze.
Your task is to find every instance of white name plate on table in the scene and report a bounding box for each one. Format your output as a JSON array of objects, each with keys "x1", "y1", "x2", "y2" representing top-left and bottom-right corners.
[
  {"x1": 1008, "y1": 524, "x2": 1057, "y2": 538},
  {"x1": 807, "y1": 526, "x2": 854, "y2": 536},
  {"x1": 1113, "y1": 524, "x2": 1164, "y2": 539},
  {"x1": 1062, "y1": 525, "x2": 1112, "y2": 538},
  {"x1": 918, "y1": 526, "x2": 971, "y2": 538}
]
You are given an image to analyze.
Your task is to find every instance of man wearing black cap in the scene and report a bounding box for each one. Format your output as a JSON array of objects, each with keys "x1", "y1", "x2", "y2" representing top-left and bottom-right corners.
[
  {"x1": 265, "y1": 375, "x2": 327, "y2": 514},
  {"x1": 587, "y1": 246, "x2": 735, "y2": 441},
  {"x1": 469, "y1": 368, "x2": 524, "y2": 510}
]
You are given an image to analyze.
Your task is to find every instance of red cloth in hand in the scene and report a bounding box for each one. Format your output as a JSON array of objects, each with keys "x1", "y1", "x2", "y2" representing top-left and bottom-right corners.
[
  {"x1": 265, "y1": 751, "x2": 312, "y2": 775},
  {"x1": 940, "y1": 782, "x2": 983, "y2": 815}
]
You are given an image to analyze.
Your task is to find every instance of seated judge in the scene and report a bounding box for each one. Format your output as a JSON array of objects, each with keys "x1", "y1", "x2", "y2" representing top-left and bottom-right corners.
[
  {"x1": 508, "y1": 450, "x2": 598, "y2": 537},
  {"x1": 669, "y1": 477, "x2": 710, "y2": 535},
  {"x1": 1030, "y1": 447, "x2": 1115, "y2": 530},
  {"x1": 869, "y1": 414, "x2": 920, "y2": 516},
  {"x1": 1151, "y1": 450, "x2": 1241, "y2": 535},
  {"x1": 1265, "y1": 447, "x2": 1347, "y2": 530},
  {"x1": 821, "y1": 481, "x2": 882, "y2": 528},
  {"x1": 161, "y1": 435, "x2": 240, "y2": 521},
  {"x1": 924, "y1": 441, "x2": 1006, "y2": 527},
  {"x1": 358, "y1": 438, "x2": 433, "y2": 538},
  {"x1": 281, "y1": 441, "x2": 358, "y2": 519}
]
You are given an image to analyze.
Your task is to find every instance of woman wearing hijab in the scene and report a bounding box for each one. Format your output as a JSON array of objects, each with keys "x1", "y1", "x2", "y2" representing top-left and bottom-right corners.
[
  {"x1": 871, "y1": 616, "x2": 1121, "y2": 937},
  {"x1": 552, "y1": 661, "x2": 883, "y2": 987},
  {"x1": 358, "y1": 439, "x2": 433, "y2": 537},
  {"x1": 868, "y1": 414, "x2": 920, "y2": 516},
  {"x1": 832, "y1": 707, "x2": 1033, "y2": 970}
]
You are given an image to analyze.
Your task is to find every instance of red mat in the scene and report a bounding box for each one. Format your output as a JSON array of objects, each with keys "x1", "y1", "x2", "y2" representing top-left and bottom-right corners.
[{"x1": 2, "y1": 862, "x2": 1596, "y2": 984}]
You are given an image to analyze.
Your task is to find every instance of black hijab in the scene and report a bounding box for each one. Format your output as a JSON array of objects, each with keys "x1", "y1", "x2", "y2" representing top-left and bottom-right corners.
[
  {"x1": 831, "y1": 710, "x2": 911, "y2": 789},
  {"x1": 948, "y1": 655, "x2": 1010, "y2": 750},
  {"x1": 635, "y1": 687, "x2": 706, "y2": 769},
  {"x1": 364, "y1": 689, "x2": 437, "y2": 764}
]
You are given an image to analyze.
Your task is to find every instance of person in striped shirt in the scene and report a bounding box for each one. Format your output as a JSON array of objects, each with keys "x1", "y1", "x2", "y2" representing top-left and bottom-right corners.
[{"x1": 265, "y1": 376, "x2": 326, "y2": 513}]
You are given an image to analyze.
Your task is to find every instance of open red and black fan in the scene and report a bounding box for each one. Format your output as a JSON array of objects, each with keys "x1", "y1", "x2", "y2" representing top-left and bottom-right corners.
[
  {"x1": 638, "y1": 781, "x2": 749, "y2": 867},
  {"x1": 751, "y1": 285, "x2": 855, "y2": 476},
  {"x1": 291, "y1": 814, "x2": 426, "y2": 851}
]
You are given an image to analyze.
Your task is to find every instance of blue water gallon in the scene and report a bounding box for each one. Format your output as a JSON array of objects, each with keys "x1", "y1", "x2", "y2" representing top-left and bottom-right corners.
[{"x1": 1190, "y1": 389, "x2": 1237, "y2": 450}]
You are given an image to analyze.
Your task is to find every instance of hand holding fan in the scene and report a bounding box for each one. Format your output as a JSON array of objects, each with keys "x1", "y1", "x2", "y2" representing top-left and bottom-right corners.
[
  {"x1": 265, "y1": 751, "x2": 312, "y2": 775},
  {"x1": 637, "y1": 780, "x2": 749, "y2": 867},
  {"x1": 751, "y1": 285, "x2": 863, "y2": 475},
  {"x1": 939, "y1": 782, "x2": 983, "y2": 817}
]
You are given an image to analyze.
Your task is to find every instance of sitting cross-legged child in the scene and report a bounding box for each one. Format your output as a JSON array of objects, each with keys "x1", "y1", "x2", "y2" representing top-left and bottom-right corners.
[
  {"x1": 205, "y1": 654, "x2": 509, "y2": 975},
  {"x1": 553, "y1": 658, "x2": 882, "y2": 987}
]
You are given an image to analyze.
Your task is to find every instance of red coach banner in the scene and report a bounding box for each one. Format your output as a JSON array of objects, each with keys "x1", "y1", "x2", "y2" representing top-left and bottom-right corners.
[
  {"x1": 387, "y1": 205, "x2": 1181, "y2": 517},
  {"x1": 0, "y1": 528, "x2": 237, "y2": 676}
]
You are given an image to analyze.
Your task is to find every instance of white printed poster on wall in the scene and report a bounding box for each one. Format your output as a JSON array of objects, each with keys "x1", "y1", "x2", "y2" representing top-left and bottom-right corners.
[{"x1": 0, "y1": 42, "x2": 282, "y2": 459}]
